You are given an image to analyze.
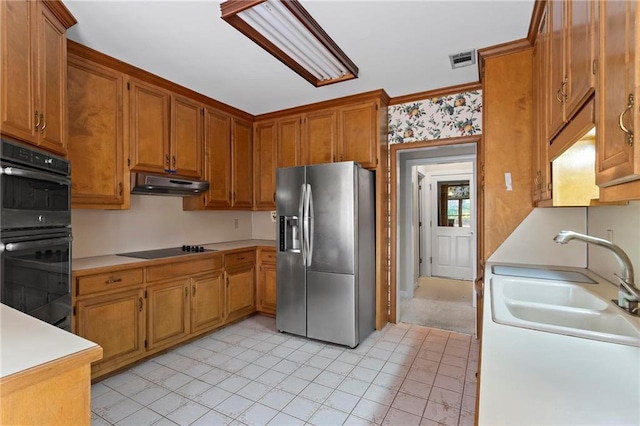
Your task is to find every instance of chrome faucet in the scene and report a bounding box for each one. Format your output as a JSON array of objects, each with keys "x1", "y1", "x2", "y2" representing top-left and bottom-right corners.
[{"x1": 554, "y1": 230, "x2": 640, "y2": 315}]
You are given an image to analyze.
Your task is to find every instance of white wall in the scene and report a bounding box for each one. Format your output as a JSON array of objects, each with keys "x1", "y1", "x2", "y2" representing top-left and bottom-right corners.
[
  {"x1": 587, "y1": 201, "x2": 640, "y2": 284},
  {"x1": 252, "y1": 211, "x2": 277, "y2": 240},
  {"x1": 489, "y1": 207, "x2": 588, "y2": 266},
  {"x1": 72, "y1": 195, "x2": 253, "y2": 258}
]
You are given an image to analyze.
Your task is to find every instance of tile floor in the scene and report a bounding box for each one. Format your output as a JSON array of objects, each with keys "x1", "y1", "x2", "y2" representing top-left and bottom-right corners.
[{"x1": 91, "y1": 316, "x2": 479, "y2": 426}]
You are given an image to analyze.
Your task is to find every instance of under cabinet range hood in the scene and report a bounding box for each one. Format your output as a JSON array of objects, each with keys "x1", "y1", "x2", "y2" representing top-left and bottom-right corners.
[{"x1": 131, "y1": 173, "x2": 209, "y2": 196}]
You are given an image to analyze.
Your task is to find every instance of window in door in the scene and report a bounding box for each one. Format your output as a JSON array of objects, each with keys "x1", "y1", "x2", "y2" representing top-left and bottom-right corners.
[{"x1": 438, "y1": 180, "x2": 470, "y2": 227}]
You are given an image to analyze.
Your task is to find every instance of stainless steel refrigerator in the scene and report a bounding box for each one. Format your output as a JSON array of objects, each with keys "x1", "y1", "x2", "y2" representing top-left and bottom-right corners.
[{"x1": 276, "y1": 161, "x2": 375, "y2": 348}]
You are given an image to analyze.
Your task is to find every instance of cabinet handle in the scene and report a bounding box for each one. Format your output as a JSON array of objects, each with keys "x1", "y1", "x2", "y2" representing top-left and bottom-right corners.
[
  {"x1": 34, "y1": 111, "x2": 41, "y2": 130},
  {"x1": 233, "y1": 192, "x2": 236, "y2": 202},
  {"x1": 185, "y1": 287, "x2": 188, "y2": 298},
  {"x1": 40, "y1": 115, "x2": 47, "y2": 133},
  {"x1": 172, "y1": 155, "x2": 176, "y2": 168},
  {"x1": 165, "y1": 154, "x2": 170, "y2": 167},
  {"x1": 105, "y1": 276, "x2": 123, "y2": 284},
  {"x1": 556, "y1": 77, "x2": 567, "y2": 103},
  {"x1": 138, "y1": 297, "x2": 143, "y2": 312},
  {"x1": 618, "y1": 93, "x2": 635, "y2": 146},
  {"x1": 238, "y1": 257, "x2": 245, "y2": 260},
  {"x1": 273, "y1": 192, "x2": 275, "y2": 202},
  {"x1": 119, "y1": 182, "x2": 123, "y2": 197}
]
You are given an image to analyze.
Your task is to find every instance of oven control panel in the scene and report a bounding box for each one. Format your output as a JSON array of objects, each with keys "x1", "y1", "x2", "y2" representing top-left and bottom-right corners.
[{"x1": 1, "y1": 138, "x2": 69, "y2": 176}]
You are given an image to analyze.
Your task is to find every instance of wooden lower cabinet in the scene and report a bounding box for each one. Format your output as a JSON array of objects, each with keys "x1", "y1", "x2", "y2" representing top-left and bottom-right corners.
[
  {"x1": 147, "y1": 279, "x2": 190, "y2": 350},
  {"x1": 75, "y1": 288, "x2": 146, "y2": 375},
  {"x1": 191, "y1": 271, "x2": 225, "y2": 332},
  {"x1": 257, "y1": 248, "x2": 277, "y2": 315},
  {"x1": 226, "y1": 262, "x2": 256, "y2": 322}
]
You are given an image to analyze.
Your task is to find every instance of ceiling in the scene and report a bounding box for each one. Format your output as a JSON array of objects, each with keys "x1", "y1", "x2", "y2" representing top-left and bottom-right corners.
[{"x1": 63, "y1": 1, "x2": 534, "y2": 116}]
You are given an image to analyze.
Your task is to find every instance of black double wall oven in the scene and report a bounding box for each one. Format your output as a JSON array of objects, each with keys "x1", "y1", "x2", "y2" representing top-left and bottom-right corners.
[{"x1": 0, "y1": 138, "x2": 72, "y2": 330}]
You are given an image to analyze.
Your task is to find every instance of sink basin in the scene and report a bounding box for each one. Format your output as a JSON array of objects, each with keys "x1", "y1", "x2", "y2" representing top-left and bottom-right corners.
[
  {"x1": 491, "y1": 274, "x2": 640, "y2": 347},
  {"x1": 502, "y1": 278, "x2": 608, "y2": 310}
]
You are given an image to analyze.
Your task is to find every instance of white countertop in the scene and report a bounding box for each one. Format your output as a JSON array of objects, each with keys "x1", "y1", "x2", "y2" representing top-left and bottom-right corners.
[
  {"x1": 478, "y1": 263, "x2": 640, "y2": 425},
  {"x1": 73, "y1": 239, "x2": 276, "y2": 271},
  {"x1": 0, "y1": 304, "x2": 100, "y2": 379}
]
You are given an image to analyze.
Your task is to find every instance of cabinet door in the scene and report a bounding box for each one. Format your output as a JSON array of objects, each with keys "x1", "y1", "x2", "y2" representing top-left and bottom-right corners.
[
  {"x1": 533, "y1": 9, "x2": 552, "y2": 202},
  {"x1": 257, "y1": 262, "x2": 276, "y2": 315},
  {"x1": 36, "y1": 2, "x2": 66, "y2": 155},
  {"x1": 147, "y1": 279, "x2": 190, "y2": 350},
  {"x1": 337, "y1": 101, "x2": 378, "y2": 168},
  {"x1": 191, "y1": 270, "x2": 225, "y2": 333},
  {"x1": 277, "y1": 116, "x2": 302, "y2": 167},
  {"x1": 129, "y1": 80, "x2": 171, "y2": 174},
  {"x1": 232, "y1": 118, "x2": 253, "y2": 208},
  {"x1": 303, "y1": 109, "x2": 336, "y2": 165},
  {"x1": 226, "y1": 263, "x2": 255, "y2": 322},
  {"x1": 203, "y1": 108, "x2": 232, "y2": 208},
  {"x1": 76, "y1": 288, "x2": 145, "y2": 369},
  {"x1": 548, "y1": 0, "x2": 566, "y2": 139},
  {"x1": 254, "y1": 121, "x2": 277, "y2": 209},
  {"x1": 68, "y1": 54, "x2": 127, "y2": 208},
  {"x1": 171, "y1": 95, "x2": 203, "y2": 178},
  {"x1": 0, "y1": 0, "x2": 37, "y2": 143},
  {"x1": 596, "y1": 0, "x2": 638, "y2": 186},
  {"x1": 565, "y1": 0, "x2": 595, "y2": 116}
]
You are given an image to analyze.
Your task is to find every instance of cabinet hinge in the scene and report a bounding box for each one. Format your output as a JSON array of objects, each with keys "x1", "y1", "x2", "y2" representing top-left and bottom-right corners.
[
  {"x1": 144, "y1": 340, "x2": 147, "y2": 349},
  {"x1": 144, "y1": 290, "x2": 148, "y2": 298},
  {"x1": 592, "y1": 60, "x2": 596, "y2": 75},
  {"x1": 73, "y1": 306, "x2": 76, "y2": 316},
  {"x1": 127, "y1": 158, "x2": 131, "y2": 167},
  {"x1": 127, "y1": 82, "x2": 130, "y2": 90}
]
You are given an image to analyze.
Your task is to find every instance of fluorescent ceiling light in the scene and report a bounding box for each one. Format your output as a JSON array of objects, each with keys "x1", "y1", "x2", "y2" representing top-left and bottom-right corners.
[{"x1": 221, "y1": 0, "x2": 358, "y2": 87}]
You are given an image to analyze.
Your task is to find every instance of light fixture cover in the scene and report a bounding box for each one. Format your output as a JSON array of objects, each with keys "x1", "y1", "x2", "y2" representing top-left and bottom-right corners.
[{"x1": 221, "y1": 0, "x2": 358, "y2": 87}]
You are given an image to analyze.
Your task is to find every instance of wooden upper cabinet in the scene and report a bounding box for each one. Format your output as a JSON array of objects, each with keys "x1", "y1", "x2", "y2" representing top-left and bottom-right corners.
[
  {"x1": 596, "y1": 0, "x2": 638, "y2": 188},
  {"x1": 548, "y1": 0, "x2": 596, "y2": 139},
  {"x1": 254, "y1": 120, "x2": 277, "y2": 210},
  {"x1": 232, "y1": 118, "x2": 253, "y2": 208},
  {"x1": 278, "y1": 116, "x2": 302, "y2": 168},
  {"x1": 533, "y1": 9, "x2": 552, "y2": 203},
  {"x1": 202, "y1": 108, "x2": 232, "y2": 208},
  {"x1": 303, "y1": 109, "x2": 337, "y2": 165},
  {"x1": 171, "y1": 95, "x2": 203, "y2": 178},
  {"x1": 67, "y1": 53, "x2": 128, "y2": 209},
  {"x1": 0, "y1": 0, "x2": 73, "y2": 155},
  {"x1": 338, "y1": 101, "x2": 379, "y2": 168},
  {"x1": 129, "y1": 79, "x2": 171, "y2": 174}
]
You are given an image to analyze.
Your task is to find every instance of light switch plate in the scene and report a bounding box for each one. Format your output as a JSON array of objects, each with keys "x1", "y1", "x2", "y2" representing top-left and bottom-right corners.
[{"x1": 270, "y1": 211, "x2": 277, "y2": 222}]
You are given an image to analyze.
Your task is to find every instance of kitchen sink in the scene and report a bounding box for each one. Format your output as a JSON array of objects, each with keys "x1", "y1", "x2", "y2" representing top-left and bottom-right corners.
[
  {"x1": 491, "y1": 274, "x2": 640, "y2": 347},
  {"x1": 501, "y1": 278, "x2": 608, "y2": 310}
]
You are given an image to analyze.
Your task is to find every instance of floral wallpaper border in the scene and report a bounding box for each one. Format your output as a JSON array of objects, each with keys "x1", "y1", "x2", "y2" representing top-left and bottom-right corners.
[{"x1": 388, "y1": 90, "x2": 483, "y2": 144}]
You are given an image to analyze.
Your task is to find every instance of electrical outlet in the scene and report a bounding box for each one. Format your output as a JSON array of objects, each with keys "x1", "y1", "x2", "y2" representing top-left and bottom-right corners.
[
  {"x1": 233, "y1": 219, "x2": 239, "y2": 229},
  {"x1": 270, "y1": 211, "x2": 277, "y2": 222}
]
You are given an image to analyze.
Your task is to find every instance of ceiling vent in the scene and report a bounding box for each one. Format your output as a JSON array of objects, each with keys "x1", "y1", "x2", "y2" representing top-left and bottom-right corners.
[{"x1": 449, "y1": 50, "x2": 476, "y2": 69}]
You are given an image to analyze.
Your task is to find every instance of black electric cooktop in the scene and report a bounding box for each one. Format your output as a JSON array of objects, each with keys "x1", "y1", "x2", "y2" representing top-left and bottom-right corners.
[{"x1": 117, "y1": 245, "x2": 216, "y2": 260}]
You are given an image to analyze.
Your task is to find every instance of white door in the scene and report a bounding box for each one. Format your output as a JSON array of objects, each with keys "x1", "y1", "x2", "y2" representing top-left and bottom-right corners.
[{"x1": 430, "y1": 173, "x2": 474, "y2": 280}]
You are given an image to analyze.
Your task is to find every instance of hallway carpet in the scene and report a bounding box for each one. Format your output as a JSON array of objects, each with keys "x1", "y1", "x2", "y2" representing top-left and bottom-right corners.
[{"x1": 399, "y1": 277, "x2": 476, "y2": 335}]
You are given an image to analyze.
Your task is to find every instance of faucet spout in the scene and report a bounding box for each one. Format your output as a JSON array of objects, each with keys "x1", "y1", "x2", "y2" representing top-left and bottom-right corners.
[{"x1": 553, "y1": 230, "x2": 640, "y2": 315}]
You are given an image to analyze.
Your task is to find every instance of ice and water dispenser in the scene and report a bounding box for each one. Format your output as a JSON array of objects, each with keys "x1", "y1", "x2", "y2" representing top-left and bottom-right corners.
[{"x1": 279, "y1": 215, "x2": 301, "y2": 253}]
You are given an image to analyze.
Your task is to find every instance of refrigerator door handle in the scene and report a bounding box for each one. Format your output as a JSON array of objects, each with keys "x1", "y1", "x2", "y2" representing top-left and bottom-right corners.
[
  {"x1": 307, "y1": 184, "x2": 314, "y2": 266},
  {"x1": 298, "y1": 183, "x2": 306, "y2": 265},
  {"x1": 303, "y1": 183, "x2": 311, "y2": 267}
]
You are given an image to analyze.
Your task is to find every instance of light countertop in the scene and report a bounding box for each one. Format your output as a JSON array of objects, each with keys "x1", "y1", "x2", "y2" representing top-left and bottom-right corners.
[
  {"x1": 478, "y1": 263, "x2": 640, "y2": 425},
  {"x1": 73, "y1": 239, "x2": 276, "y2": 271},
  {"x1": 0, "y1": 304, "x2": 100, "y2": 379}
]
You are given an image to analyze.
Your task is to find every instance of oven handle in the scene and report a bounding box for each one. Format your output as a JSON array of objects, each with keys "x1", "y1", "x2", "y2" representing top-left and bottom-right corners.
[
  {"x1": 2, "y1": 236, "x2": 72, "y2": 252},
  {"x1": 0, "y1": 166, "x2": 70, "y2": 185}
]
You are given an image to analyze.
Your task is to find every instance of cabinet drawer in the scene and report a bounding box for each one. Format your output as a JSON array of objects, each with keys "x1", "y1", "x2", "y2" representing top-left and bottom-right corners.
[
  {"x1": 225, "y1": 250, "x2": 256, "y2": 268},
  {"x1": 76, "y1": 268, "x2": 144, "y2": 296},
  {"x1": 261, "y1": 249, "x2": 276, "y2": 264},
  {"x1": 146, "y1": 256, "x2": 223, "y2": 282}
]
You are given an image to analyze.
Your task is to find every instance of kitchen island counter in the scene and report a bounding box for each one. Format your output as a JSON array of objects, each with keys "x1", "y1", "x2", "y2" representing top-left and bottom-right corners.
[
  {"x1": 479, "y1": 263, "x2": 640, "y2": 425},
  {"x1": 0, "y1": 304, "x2": 102, "y2": 424}
]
